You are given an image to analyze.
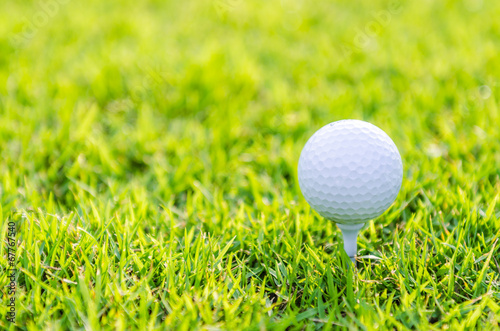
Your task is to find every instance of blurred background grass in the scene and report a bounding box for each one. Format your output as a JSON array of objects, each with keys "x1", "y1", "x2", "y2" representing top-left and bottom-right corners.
[
  {"x1": 1, "y1": 0, "x2": 499, "y2": 209},
  {"x1": 1, "y1": 0, "x2": 499, "y2": 329}
]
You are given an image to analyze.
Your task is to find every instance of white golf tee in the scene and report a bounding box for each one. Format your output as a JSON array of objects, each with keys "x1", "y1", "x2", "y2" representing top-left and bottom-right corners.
[{"x1": 336, "y1": 223, "x2": 364, "y2": 264}]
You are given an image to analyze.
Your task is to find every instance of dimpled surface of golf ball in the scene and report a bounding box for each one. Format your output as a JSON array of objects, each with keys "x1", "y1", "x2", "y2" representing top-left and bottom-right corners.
[{"x1": 298, "y1": 120, "x2": 403, "y2": 224}]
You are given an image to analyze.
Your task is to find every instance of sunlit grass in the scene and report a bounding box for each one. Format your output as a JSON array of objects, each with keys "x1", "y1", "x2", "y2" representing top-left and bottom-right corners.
[{"x1": 0, "y1": 0, "x2": 499, "y2": 329}]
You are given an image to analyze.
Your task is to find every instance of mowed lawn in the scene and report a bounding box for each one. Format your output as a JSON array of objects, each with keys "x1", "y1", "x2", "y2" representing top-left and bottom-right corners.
[{"x1": 1, "y1": 0, "x2": 499, "y2": 329}]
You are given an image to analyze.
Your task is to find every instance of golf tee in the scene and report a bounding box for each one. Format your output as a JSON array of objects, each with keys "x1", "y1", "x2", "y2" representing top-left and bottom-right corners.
[{"x1": 336, "y1": 223, "x2": 364, "y2": 264}]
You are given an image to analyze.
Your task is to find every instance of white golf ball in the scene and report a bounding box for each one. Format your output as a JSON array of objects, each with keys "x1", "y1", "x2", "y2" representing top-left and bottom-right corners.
[{"x1": 298, "y1": 119, "x2": 403, "y2": 225}]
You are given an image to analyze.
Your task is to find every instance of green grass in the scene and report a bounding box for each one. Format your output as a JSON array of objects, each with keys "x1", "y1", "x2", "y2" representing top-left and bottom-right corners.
[{"x1": 1, "y1": 0, "x2": 500, "y2": 329}]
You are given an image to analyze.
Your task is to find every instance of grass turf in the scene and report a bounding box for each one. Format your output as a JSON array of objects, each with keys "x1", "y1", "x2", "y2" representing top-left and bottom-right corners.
[{"x1": 1, "y1": 0, "x2": 500, "y2": 329}]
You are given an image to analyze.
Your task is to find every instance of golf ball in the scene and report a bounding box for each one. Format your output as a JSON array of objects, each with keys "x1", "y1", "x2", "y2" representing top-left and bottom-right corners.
[{"x1": 298, "y1": 119, "x2": 403, "y2": 224}]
